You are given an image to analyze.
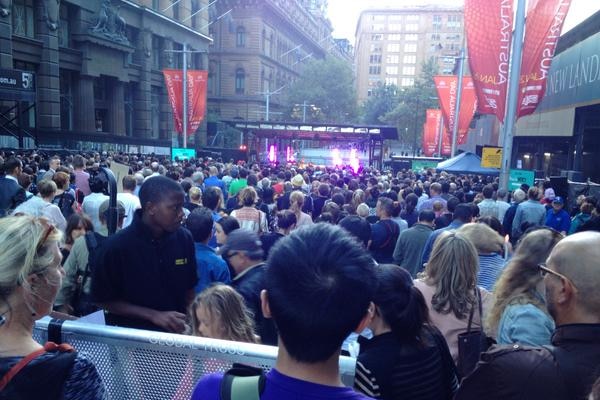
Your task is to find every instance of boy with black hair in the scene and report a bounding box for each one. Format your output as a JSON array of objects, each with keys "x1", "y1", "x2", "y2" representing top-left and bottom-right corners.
[{"x1": 192, "y1": 223, "x2": 377, "y2": 400}]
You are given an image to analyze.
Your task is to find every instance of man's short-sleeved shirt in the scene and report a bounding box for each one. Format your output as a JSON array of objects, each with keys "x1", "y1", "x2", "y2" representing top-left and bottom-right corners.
[
  {"x1": 192, "y1": 368, "x2": 374, "y2": 400},
  {"x1": 91, "y1": 210, "x2": 197, "y2": 331}
]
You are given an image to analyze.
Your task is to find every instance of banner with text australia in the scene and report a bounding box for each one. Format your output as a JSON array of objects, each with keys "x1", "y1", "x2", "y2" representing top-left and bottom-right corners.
[
  {"x1": 464, "y1": 0, "x2": 513, "y2": 122},
  {"x1": 433, "y1": 76, "x2": 478, "y2": 145},
  {"x1": 517, "y1": 0, "x2": 572, "y2": 118},
  {"x1": 162, "y1": 69, "x2": 208, "y2": 135}
]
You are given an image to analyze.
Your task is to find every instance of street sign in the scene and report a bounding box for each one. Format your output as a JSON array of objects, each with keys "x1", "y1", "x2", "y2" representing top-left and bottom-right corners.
[
  {"x1": 0, "y1": 68, "x2": 35, "y2": 91},
  {"x1": 508, "y1": 169, "x2": 535, "y2": 191},
  {"x1": 482, "y1": 147, "x2": 502, "y2": 168}
]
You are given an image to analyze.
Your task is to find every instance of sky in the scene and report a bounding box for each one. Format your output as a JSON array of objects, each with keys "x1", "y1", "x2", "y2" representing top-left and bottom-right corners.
[{"x1": 327, "y1": 0, "x2": 600, "y2": 45}]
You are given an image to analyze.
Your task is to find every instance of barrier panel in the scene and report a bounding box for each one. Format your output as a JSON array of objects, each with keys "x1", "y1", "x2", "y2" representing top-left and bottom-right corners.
[{"x1": 34, "y1": 318, "x2": 358, "y2": 400}]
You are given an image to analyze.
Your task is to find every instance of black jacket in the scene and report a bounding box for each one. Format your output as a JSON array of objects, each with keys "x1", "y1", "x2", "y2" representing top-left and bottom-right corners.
[
  {"x1": 455, "y1": 324, "x2": 600, "y2": 400},
  {"x1": 0, "y1": 176, "x2": 26, "y2": 217}
]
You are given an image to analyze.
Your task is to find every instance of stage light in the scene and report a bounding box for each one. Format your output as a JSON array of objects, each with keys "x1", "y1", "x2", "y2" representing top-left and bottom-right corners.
[
  {"x1": 269, "y1": 145, "x2": 276, "y2": 163},
  {"x1": 331, "y1": 148, "x2": 342, "y2": 166},
  {"x1": 349, "y1": 148, "x2": 359, "y2": 173}
]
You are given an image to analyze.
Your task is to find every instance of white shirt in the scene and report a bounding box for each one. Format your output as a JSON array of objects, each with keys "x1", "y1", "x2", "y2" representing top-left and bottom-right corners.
[
  {"x1": 117, "y1": 192, "x2": 141, "y2": 228},
  {"x1": 82, "y1": 192, "x2": 109, "y2": 231}
]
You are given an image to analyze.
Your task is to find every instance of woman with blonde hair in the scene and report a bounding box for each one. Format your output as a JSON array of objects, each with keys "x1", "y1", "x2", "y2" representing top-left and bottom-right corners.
[
  {"x1": 458, "y1": 223, "x2": 506, "y2": 291},
  {"x1": 230, "y1": 186, "x2": 268, "y2": 233},
  {"x1": 349, "y1": 189, "x2": 366, "y2": 215},
  {"x1": 414, "y1": 231, "x2": 494, "y2": 362},
  {"x1": 0, "y1": 215, "x2": 106, "y2": 398},
  {"x1": 189, "y1": 284, "x2": 259, "y2": 343},
  {"x1": 487, "y1": 227, "x2": 563, "y2": 346},
  {"x1": 289, "y1": 190, "x2": 313, "y2": 228}
]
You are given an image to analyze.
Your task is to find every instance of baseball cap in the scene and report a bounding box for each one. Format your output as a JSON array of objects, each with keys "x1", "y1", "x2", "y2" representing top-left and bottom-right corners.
[
  {"x1": 217, "y1": 229, "x2": 264, "y2": 259},
  {"x1": 291, "y1": 174, "x2": 305, "y2": 187},
  {"x1": 99, "y1": 199, "x2": 126, "y2": 219},
  {"x1": 552, "y1": 196, "x2": 564, "y2": 205}
]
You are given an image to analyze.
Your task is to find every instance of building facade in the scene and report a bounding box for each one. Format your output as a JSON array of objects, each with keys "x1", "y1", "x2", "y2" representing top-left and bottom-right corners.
[
  {"x1": 0, "y1": 0, "x2": 211, "y2": 152},
  {"x1": 206, "y1": 0, "x2": 348, "y2": 124},
  {"x1": 354, "y1": 5, "x2": 464, "y2": 103}
]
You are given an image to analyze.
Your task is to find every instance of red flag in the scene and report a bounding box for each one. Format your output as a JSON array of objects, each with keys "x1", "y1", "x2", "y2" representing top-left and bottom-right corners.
[
  {"x1": 422, "y1": 110, "x2": 438, "y2": 157},
  {"x1": 163, "y1": 69, "x2": 184, "y2": 134},
  {"x1": 163, "y1": 69, "x2": 208, "y2": 135},
  {"x1": 434, "y1": 76, "x2": 477, "y2": 146},
  {"x1": 517, "y1": 0, "x2": 571, "y2": 118},
  {"x1": 187, "y1": 70, "x2": 208, "y2": 133},
  {"x1": 464, "y1": 0, "x2": 513, "y2": 122}
]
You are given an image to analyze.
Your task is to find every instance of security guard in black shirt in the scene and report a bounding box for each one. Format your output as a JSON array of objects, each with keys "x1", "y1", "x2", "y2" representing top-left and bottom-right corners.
[{"x1": 91, "y1": 176, "x2": 197, "y2": 333}]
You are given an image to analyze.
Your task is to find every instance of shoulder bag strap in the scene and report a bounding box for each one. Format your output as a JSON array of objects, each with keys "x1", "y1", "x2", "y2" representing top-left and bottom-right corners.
[
  {"x1": 220, "y1": 364, "x2": 265, "y2": 400},
  {"x1": 0, "y1": 342, "x2": 73, "y2": 391},
  {"x1": 465, "y1": 288, "x2": 478, "y2": 334}
]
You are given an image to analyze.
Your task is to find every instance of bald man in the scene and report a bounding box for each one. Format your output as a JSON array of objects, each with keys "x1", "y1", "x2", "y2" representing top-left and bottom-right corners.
[{"x1": 456, "y1": 231, "x2": 600, "y2": 400}]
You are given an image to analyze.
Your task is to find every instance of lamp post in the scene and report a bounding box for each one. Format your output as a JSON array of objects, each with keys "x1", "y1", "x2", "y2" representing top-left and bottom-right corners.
[{"x1": 450, "y1": 47, "x2": 466, "y2": 157}]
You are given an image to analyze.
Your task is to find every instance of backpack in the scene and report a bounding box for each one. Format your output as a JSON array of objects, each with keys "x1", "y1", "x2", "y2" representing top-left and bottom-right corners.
[
  {"x1": 71, "y1": 231, "x2": 106, "y2": 316},
  {"x1": 219, "y1": 363, "x2": 265, "y2": 400}
]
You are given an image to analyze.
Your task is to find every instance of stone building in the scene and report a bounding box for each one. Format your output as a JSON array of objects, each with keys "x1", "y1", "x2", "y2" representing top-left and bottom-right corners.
[
  {"x1": 0, "y1": 0, "x2": 211, "y2": 152},
  {"x1": 354, "y1": 5, "x2": 464, "y2": 103}
]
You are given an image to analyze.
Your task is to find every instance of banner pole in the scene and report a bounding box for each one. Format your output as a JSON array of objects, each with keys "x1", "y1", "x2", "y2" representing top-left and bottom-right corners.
[
  {"x1": 450, "y1": 47, "x2": 465, "y2": 158},
  {"x1": 183, "y1": 42, "x2": 188, "y2": 148},
  {"x1": 499, "y1": 0, "x2": 526, "y2": 192},
  {"x1": 437, "y1": 111, "x2": 443, "y2": 157}
]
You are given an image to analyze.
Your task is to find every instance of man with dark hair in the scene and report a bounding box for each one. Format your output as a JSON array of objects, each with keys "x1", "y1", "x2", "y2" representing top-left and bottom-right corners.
[
  {"x1": 185, "y1": 207, "x2": 230, "y2": 293},
  {"x1": 203, "y1": 186, "x2": 223, "y2": 248},
  {"x1": 0, "y1": 157, "x2": 26, "y2": 217},
  {"x1": 228, "y1": 167, "x2": 248, "y2": 197},
  {"x1": 92, "y1": 176, "x2": 197, "y2": 333},
  {"x1": 82, "y1": 174, "x2": 109, "y2": 231},
  {"x1": 312, "y1": 183, "x2": 331, "y2": 220},
  {"x1": 455, "y1": 231, "x2": 600, "y2": 400},
  {"x1": 117, "y1": 175, "x2": 141, "y2": 228},
  {"x1": 339, "y1": 215, "x2": 372, "y2": 248},
  {"x1": 369, "y1": 197, "x2": 400, "y2": 263},
  {"x1": 42, "y1": 155, "x2": 61, "y2": 180},
  {"x1": 217, "y1": 229, "x2": 276, "y2": 345},
  {"x1": 192, "y1": 223, "x2": 376, "y2": 400},
  {"x1": 421, "y1": 203, "x2": 473, "y2": 265},
  {"x1": 393, "y1": 210, "x2": 435, "y2": 277}
]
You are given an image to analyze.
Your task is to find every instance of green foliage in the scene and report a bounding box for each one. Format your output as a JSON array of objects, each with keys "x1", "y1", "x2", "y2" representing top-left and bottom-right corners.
[
  {"x1": 282, "y1": 56, "x2": 358, "y2": 123},
  {"x1": 360, "y1": 84, "x2": 400, "y2": 125},
  {"x1": 381, "y1": 57, "x2": 440, "y2": 147}
]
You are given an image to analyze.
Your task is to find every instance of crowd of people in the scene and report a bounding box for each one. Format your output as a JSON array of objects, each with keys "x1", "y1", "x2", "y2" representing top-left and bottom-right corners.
[{"x1": 0, "y1": 148, "x2": 599, "y2": 400}]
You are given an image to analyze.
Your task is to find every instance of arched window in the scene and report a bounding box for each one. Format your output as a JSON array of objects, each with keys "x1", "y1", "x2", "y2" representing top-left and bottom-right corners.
[
  {"x1": 236, "y1": 26, "x2": 246, "y2": 47},
  {"x1": 235, "y1": 68, "x2": 245, "y2": 94}
]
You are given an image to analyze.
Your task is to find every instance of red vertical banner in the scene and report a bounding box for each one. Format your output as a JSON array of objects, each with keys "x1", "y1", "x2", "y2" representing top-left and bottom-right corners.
[
  {"x1": 435, "y1": 110, "x2": 452, "y2": 156},
  {"x1": 434, "y1": 76, "x2": 477, "y2": 146},
  {"x1": 464, "y1": 0, "x2": 513, "y2": 122},
  {"x1": 186, "y1": 70, "x2": 208, "y2": 133},
  {"x1": 163, "y1": 69, "x2": 184, "y2": 134},
  {"x1": 517, "y1": 0, "x2": 571, "y2": 118},
  {"x1": 422, "y1": 110, "x2": 439, "y2": 157}
]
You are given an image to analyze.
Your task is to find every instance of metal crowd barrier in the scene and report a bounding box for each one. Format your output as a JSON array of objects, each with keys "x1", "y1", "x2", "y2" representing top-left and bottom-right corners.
[{"x1": 34, "y1": 318, "x2": 358, "y2": 400}]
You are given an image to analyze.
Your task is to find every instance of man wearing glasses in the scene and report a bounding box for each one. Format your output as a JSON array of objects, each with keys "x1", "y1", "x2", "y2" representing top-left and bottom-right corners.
[{"x1": 456, "y1": 231, "x2": 600, "y2": 400}]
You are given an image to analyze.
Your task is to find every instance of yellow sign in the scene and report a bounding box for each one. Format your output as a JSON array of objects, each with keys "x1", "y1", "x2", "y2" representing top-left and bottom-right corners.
[{"x1": 482, "y1": 147, "x2": 502, "y2": 169}]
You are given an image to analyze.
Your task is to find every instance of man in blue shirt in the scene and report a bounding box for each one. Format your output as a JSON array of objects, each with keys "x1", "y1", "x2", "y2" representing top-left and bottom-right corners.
[
  {"x1": 421, "y1": 203, "x2": 473, "y2": 266},
  {"x1": 545, "y1": 196, "x2": 570, "y2": 235},
  {"x1": 192, "y1": 224, "x2": 377, "y2": 400},
  {"x1": 185, "y1": 207, "x2": 230, "y2": 294},
  {"x1": 204, "y1": 166, "x2": 228, "y2": 200}
]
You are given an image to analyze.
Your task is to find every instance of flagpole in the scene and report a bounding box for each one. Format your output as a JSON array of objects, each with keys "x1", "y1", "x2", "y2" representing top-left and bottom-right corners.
[
  {"x1": 451, "y1": 47, "x2": 465, "y2": 158},
  {"x1": 182, "y1": 42, "x2": 188, "y2": 148},
  {"x1": 499, "y1": 0, "x2": 527, "y2": 192},
  {"x1": 437, "y1": 112, "x2": 443, "y2": 157}
]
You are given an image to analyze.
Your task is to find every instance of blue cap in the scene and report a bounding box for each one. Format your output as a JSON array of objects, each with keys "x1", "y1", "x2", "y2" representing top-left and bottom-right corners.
[{"x1": 552, "y1": 196, "x2": 564, "y2": 205}]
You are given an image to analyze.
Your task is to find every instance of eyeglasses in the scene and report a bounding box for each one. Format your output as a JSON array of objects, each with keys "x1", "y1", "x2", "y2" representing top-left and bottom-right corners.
[
  {"x1": 538, "y1": 263, "x2": 578, "y2": 290},
  {"x1": 225, "y1": 251, "x2": 239, "y2": 259},
  {"x1": 36, "y1": 218, "x2": 57, "y2": 253}
]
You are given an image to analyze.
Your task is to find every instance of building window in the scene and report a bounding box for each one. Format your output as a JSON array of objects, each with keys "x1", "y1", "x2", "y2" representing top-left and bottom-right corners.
[
  {"x1": 431, "y1": 33, "x2": 441, "y2": 41},
  {"x1": 386, "y1": 55, "x2": 399, "y2": 64},
  {"x1": 94, "y1": 77, "x2": 106, "y2": 101},
  {"x1": 372, "y1": 23, "x2": 384, "y2": 31},
  {"x1": 58, "y1": 4, "x2": 70, "y2": 47},
  {"x1": 386, "y1": 66, "x2": 398, "y2": 75},
  {"x1": 387, "y1": 43, "x2": 401, "y2": 53},
  {"x1": 404, "y1": 43, "x2": 417, "y2": 53},
  {"x1": 152, "y1": 0, "x2": 159, "y2": 10},
  {"x1": 402, "y1": 66, "x2": 416, "y2": 75},
  {"x1": 151, "y1": 87, "x2": 160, "y2": 138},
  {"x1": 389, "y1": 14, "x2": 402, "y2": 22},
  {"x1": 388, "y1": 23, "x2": 401, "y2": 31},
  {"x1": 370, "y1": 43, "x2": 382, "y2": 53},
  {"x1": 406, "y1": 14, "x2": 420, "y2": 21},
  {"x1": 433, "y1": 15, "x2": 442, "y2": 31},
  {"x1": 368, "y1": 65, "x2": 381, "y2": 75},
  {"x1": 388, "y1": 34, "x2": 401, "y2": 41},
  {"x1": 152, "y1": 36, "x2": 161, "y2": 70},
  {"x1": 385, "y1": 77, "x2": 398, "y2": 86},
  {"x1": 372, "y1": 15, "x2": 385, "y2": 21},
  {"x1": 401, "y1": 78, "x2": 414, "y2": 87},
  {"x1": 448, "y1": 15, "x2": 461, "y2": 29},
  {"x1": 236, "y1": 26, "x2": 246, "y2": 47},
  {"x1": 60, "y1": 70, "x2": 73, "y2": 131},
  {"x1": 369, "y1": 54, "x2": 382, "y2": 64},
  {"x1": 403, "y1": 55, "x2": 417, "y2": 64},
  {"x1": 235, "y1": 68, "x2": 245, "y2": 94},
  {"x1": 371, "y1": 34, "x2": 383, "y2": 41},
  {"x1": 124, "y1": 83, "x2": 135, "y2": 137},
  {"x1": 405, "y1": 34, "x2": 418, "y2": 41},
  {"x1": 12, "y1": 0, "x2": 35, "y2": 38},
  {"x1": 406, "y1": 23, "x2": 419, "y2": 32},
  {"x1": 172, "y1": 0, "x2": 179, "y2": 20},
  {"x1": 208, "y1": 62, "x2": 217, "y2": 95}
]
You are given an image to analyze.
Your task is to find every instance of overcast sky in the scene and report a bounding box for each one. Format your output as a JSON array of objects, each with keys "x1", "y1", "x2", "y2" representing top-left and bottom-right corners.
[{"x1": 327, "y1": 0, "x2": 600, "y2": 44}]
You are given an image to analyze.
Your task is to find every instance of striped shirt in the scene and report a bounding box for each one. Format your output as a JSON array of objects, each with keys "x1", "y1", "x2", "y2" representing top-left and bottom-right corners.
[{"x1": 478, "y1": 253, "x2": 506, "y2": 291}]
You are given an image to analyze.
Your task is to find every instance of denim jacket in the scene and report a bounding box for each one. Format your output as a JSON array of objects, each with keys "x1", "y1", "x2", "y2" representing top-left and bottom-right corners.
[{"x1": 497, "y1": 303, "x2": 555, "y2": 346}]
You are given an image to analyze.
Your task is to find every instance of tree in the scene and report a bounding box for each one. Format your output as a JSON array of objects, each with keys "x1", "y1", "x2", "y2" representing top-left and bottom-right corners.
[
  {"x1": 381, "y1": 58, "x2": 439, "y2": 150},
  {"x1": 282, "y1": 56, "x2": 358, "y2": 123},
  {"x1": 360, "y1": 84, "x2": 399, "y2": 125}
]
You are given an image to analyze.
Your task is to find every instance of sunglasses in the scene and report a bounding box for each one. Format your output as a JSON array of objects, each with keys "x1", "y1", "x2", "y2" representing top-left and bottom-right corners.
[
  {"x1": 538, "y1": 263, "x2": 578, "y2": 290},
  {"x1": 36, "y1": 218, "x2": 57, "y2": 253}
]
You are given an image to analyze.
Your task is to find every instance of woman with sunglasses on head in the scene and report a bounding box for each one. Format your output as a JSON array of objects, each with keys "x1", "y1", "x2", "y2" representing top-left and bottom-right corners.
[
  {"x1": 0, "y1": 215, "x2": 106, "y2": 399},
  {"x1": 486, "y1": 227, "x2": 564, "y2": 346}
]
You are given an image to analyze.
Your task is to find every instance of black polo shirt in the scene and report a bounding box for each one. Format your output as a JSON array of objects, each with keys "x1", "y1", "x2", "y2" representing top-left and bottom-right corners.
[{"x1": 91, "y1": 210, "x2": 198, "y2": 331}]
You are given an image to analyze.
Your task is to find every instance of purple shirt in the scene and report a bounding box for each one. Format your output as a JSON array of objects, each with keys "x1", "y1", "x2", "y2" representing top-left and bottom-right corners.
[
  {"x1": 74, "y1": 170, "x2": 91, "y2": 196},
  {"x1": 192, "y1": 368, "x2": 373, "y2": 400}
]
